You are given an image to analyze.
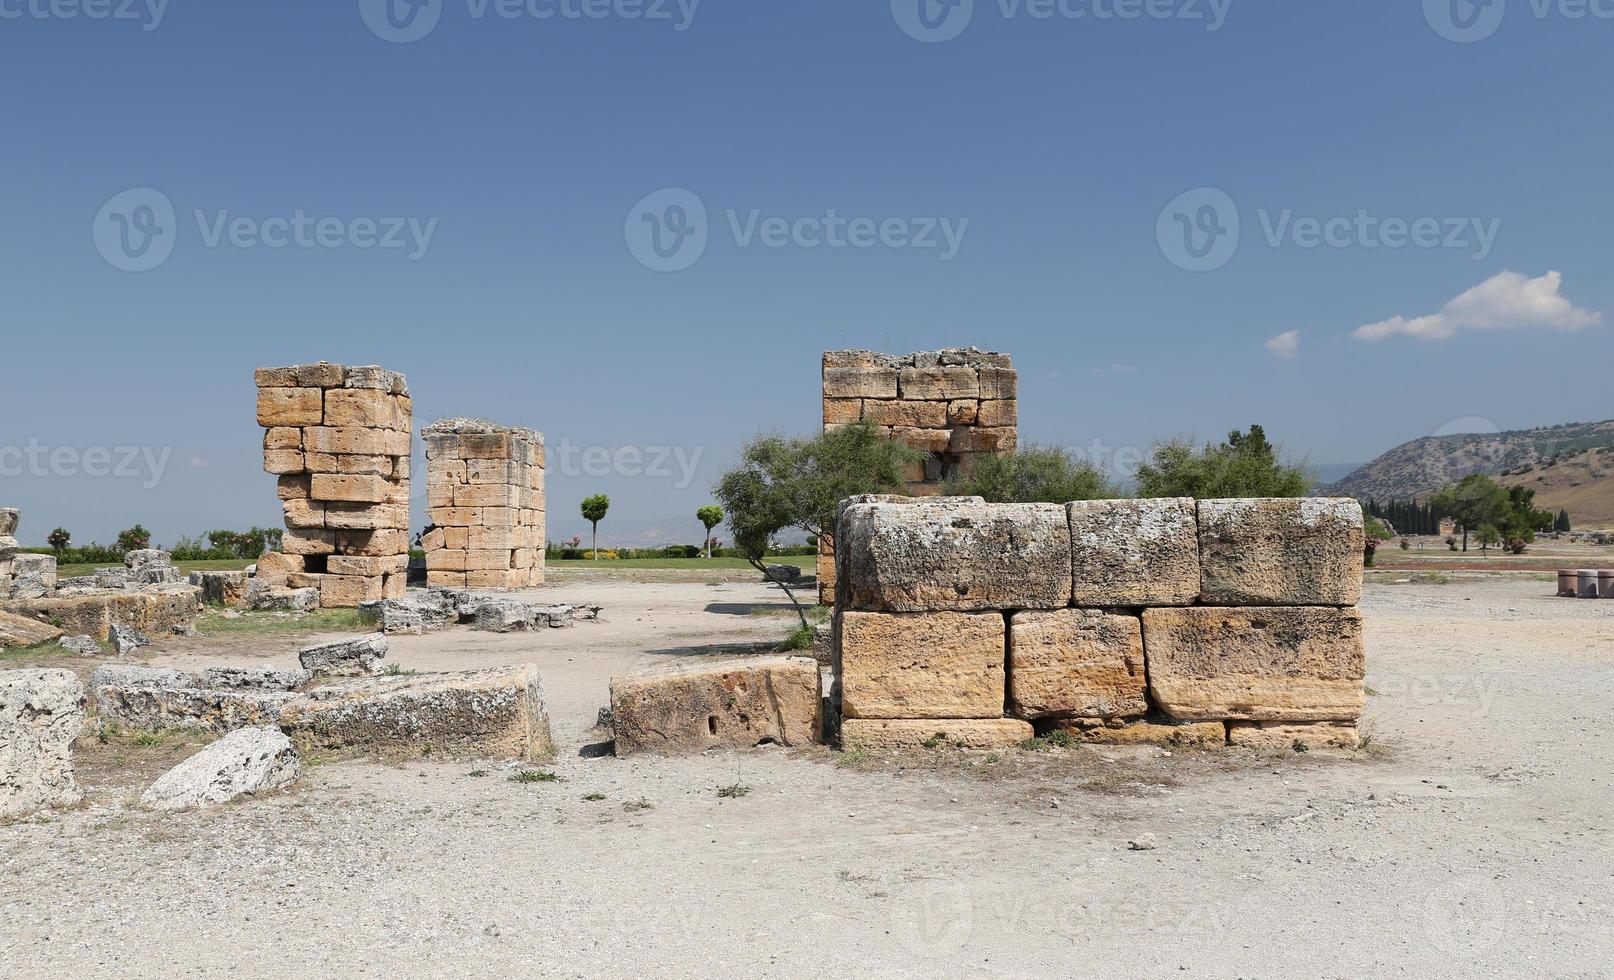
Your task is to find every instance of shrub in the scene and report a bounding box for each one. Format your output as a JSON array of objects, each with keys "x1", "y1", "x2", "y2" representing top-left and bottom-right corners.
[{"x1": 116, "y1": 524, "x2": 152, "y2": 553}]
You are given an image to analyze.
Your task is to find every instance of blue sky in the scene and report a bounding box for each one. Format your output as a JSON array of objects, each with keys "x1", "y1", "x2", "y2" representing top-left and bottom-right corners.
[{"x1": 1, "y1": 1, "x2": 1609, "y2": 547}]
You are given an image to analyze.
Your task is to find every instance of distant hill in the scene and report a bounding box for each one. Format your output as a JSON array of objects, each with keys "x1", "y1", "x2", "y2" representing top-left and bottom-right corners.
[
  {"x1": 1497, "y1": 447, "x2": 1614, "y2": 529},
  {"x1": 1320, "y1": 420, "x2": 1614, "y2": 515}
]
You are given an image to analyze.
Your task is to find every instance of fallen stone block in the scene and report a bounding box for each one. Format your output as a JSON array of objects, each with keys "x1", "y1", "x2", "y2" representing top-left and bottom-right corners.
[
  {"x1": 532, "y1": 605, "x2": 574, "y2": 628},
  {"x1": 0, "y1": 509, "x2": 17, "y2": 536},
  {"x1": 1226, "y1": 721, "x2": 1359, "y2": 751},
  {"x1": 610, "y1": 656, "x2": 821, "y2": 756},
  {"x1": 141, "y1": 727, "x2": 302, "y2": 811},
  {"x1": 840, "y1": 718, "x2": 1033, "y2": 751},
  {"x1": 1037, "y1": 717, "x2": 1227, "y2": 748},
  {"x1": 96, "y1": 686, "x2": 296, "y2": 733},
  {"x1": 839, "y1": 499, "x2": 1072, "y2": 612},
  {"x1": 197, "y1": 665, "x2": 312, "y2": 692},
  {"x1": 1067, "y1": 498, "x2": 1200, "y2": 606},
  {"x1": 189, "y1": 570, "x2": 249, "y2": 606},
  {"x1": 1197, "y1": 498, "x2": 1364, "y2": 606},
  {"x1": 0, "y1": 669, "x2": 85, "y2": 818},
  {"x1": 59, "y1": 635, "x2": 100, "y2": 656},
  {"x1": 8, "y1": 574, "x2": 48, "y2": 600},
  {"x1": 110, "y1": 624, "x2": 151, "y2": 656},
  {"x1": 1008, "y1": 610, "x2": 1146, "y2": 720},
  {"x1": 244, "y1": 584, "x2": 321, "y2": 612},
  {"x1": 1143, "y1": 606, "x2": 1365, "y2": 722},
  {"x1": 89, "y1": 665, "x2": 193, "y2": 695},
  {"x1": 764, "y1": 564, "x2": 802, "y2": 584},
  {"x1": 474, "y1": 599, "x2": 532, "y2": 633},
  {"x1": 298, "y1": 634, "x2": 387, "y2": 676},
  {"x1": 2, "y1": 586, "x2": 202, "y2": 642},
  {"x1": 839, "y1": 610, "x2": 1006, "y2": 719},
  {"x1": 12, "y1": 554, "x2": 57, "y2": 588},
  {"x1": 278, "y1": 664, "x2": 553, "y2": 761},
  {"x1": 0, "y1": 610, "x2": 61, "y2": 649}
]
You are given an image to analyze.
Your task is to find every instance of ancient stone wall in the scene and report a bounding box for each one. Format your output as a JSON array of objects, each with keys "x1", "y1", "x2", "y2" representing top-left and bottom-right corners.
[
  {"x1": 818, "y1": 348, "x2": 1018, "y2": 602},
  {"x1": 0, "y1": 508, "x2": 20, "y2": 594},
  {"x1": 255, "y1": 363, "x2": 412, "y2": 607},
  {"x1": 421, "y1": 419, "x2": 545, "y2": 589},
  {"x1": 834, "y1": 496, "x2": 1366, "y2": 751}
]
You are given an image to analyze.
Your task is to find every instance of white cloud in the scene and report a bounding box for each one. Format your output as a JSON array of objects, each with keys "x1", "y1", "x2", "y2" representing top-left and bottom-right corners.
[
  {"x1": 1354, "y1": 270, "x2": 1600, "y2": 342},
  {"x1": 188, "y1": 456, "x2": 209, "y2": 469},
  {"x1": 1265, "y1": 329, "x2": 1301, "y2": 359}
]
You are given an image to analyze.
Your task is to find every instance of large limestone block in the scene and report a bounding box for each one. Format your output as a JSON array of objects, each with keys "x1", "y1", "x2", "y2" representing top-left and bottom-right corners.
[
  {"x1": 839, "y1": 610, "x2": 1006, "y2": 719},
  {"x1": 1068, "y1": 498, "x2": 1200, "y2": 606},
  {"x1": 2, "y1": 587, "x2": 201, "y2": 642},
  {"x1": 342, "y1": 364, "x2": 409, "y2": 394},
  {"x1": 610, "y1": 656, "x2": 821, "y2": 755},
  {"x1": 840, "y1": 718, "x2": 1032, "y2": 751},
  {"x1": 189, "y1": 570, "x2": 249, "y2": 606},
  {"x1": 863, "y1": 399, "x2": 948, "y2": 428},
  {"x1": 1039, "y1": 716, "x2": 1227, "y2": 748},
  {"x1": 278, "y1": 664, "x2": 554, "y2": 761},
  {"x1": 310, "y1": 474, "x2": 388, "y2": 504},
  {"x1": 1007, "y1": 610, "x2": 1146, "y2": 720},
  {"x1": 13, "y1": 554, "x2": 57, "y2": 588},
  {"x1": 256, "y1": 387, "x2": 325, "y2": 428},
  {"x1": 255, "y1": 363, "x2": 345, "y2": 388},
  {"x1": 0, "y1": 669, "x2": 85, "y2": 817},
  {"x1": 839, "y1": 500, "x2": 1072, "y2": 611},
  {"x1": 96, "y1": 686, "x2": 295, "y2": 733},
  {"x1": 0, "y1": 610, "x2": 62, "y2": 649},
  {"x1": 140, "y1": 727, "x2": 302, "y2": 810},
  {"x1": 1143, "y1": 607, "x2": 1366, "y2": 722},
  {"x1": 977, "y1": 366, "x2": 1017, "y2": 399},
  {"x1": 298, "y1": 633, "x2": 387, "y2": 676},
  {"x1": 323, "y1": 388, "x2": 405, "y2": 429},
  {"x1": 1227, "y1": 721, "x2": 1358, "y2": 751},
  {"x1": 89, "y1": 664, "x2": 194, "y2": 695},
  {"x1": 0, "y1": 509, "x2": 19, "y2": 536},
  {"x1": 1197, "y1": 498, "x2": 1364, "y2": 606},
  {"x1": 823, "y1": 366, "x2": 898, "y2": 399},
  {"x1": 975, "y1": 399, "x2": 1017, "y2": 427},
  {"x1": 822, "y1": 398, "x2": 863, "y2": 424},
  {"x1": 898, "y1": 366, "x2": 978, "y2": 400}
]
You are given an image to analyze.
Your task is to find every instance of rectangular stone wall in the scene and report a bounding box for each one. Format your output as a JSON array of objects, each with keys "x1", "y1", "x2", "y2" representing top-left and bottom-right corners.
[
  {"x1": 818, "y1": 347, "x2": 1018, "y2": 602},
  {"x1": 255, "y1": 363, "x2": 412, "y2": 607},
  {"x1": 421, "y1": 419, "x2": 545, "y2": 589},
  {"x1": 834, "y1": 496, "x2": 1366, "y2": 751}
]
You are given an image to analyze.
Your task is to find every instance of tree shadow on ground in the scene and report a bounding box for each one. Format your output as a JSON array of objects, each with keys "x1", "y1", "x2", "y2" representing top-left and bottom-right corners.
[{"x1": 703, "y1": 602, "x2": 799, "y2": 616}]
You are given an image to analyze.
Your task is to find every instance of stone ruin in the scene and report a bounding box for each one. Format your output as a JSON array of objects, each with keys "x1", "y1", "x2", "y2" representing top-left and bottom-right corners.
[
  {"x1": 421, "y1": 419, "x2": 546, "y2": 589},
  {"x1": 833, "y1": 495, "x2": 1367, "y2": 751},
  {"x1": 255, "y1": 362, "x2": 412, "y2": 607},
  {"x1": 817, "y1": 347, "x2": 1018, "y2": 602}
]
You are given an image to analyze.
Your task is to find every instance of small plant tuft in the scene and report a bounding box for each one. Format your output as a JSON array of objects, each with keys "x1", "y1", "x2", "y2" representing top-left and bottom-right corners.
[
  {"x1": 509, "y1": 770, "x2": 560, "y2": 784},
  {"x1": 717, "y1": 783, "x2": 751, "y2": 799}
]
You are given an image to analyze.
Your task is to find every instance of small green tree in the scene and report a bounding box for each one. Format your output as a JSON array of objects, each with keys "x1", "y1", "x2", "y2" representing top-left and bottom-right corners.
[
  {"x1": 580, "y1": 495, "x2": 610, "y2": 561},
  {"x1": 1431, "y1": 475, "x2": 1510, "y2": 553},
  {"x1": 1135, "y1": 425, "x2": 1311, "y2": 499},
  {"x1": 1556, "y1": 509, "x2": 1572, "y2": 532},
  {"x1": 1477, "y1": 524, "x2": 1502, "y2": 557},
  {"x1": 47, "y1": 527, "x2": 71, "y2": 555},
  {"x1": 944, "y1": 445, "x2": 1115, "y2": 502},
  {"x1": 696, "y1": 506, "x2": 724, "y2": 559},
  {"x1": 115, "y1": 524, "x2": 151, "y2": 554}
]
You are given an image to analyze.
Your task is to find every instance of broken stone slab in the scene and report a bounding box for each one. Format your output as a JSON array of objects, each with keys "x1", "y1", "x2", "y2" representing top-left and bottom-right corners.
[
  {"x1": 58, "y1": 635, "x2": 101, "y2": 656},
  {"x1": 2, "y1": 586, "x2": 202, "y2": 642},
  {"x1": 1067, "y1": 498, "x2": 1200, "y2": 606},
  {"x1": 474, "y1": 599, "x2": 533, "y2": 633},
  {"x1": 12, "y1": 554, "x2": 57, "y2": 588},
  {"x1": 1226, "y1": 720, "x2": 1359, "y2": 751},
  {"x1": 1037, "y1": 717, "x2": 1227, "y2": 748},
  {"x1": 8, "y1": 575, "x2": 48, "y2": 600},
  {"x1": 1197, "y1": 498, "x2": 1365, "y2": 606},
  {"x1": 89, "y1": 665, "x2": 194, "y2": 695},
  {"x1": 124, "y1": 549, "x2": 173, "y2": 571},
  {"x1": 96, "y1": 686, "x2": 296, "y2": 733},
  {"x1": 1143, "y1": 606, "x2": 1366, "y2": 722},
  {"x1": 94, "y1": 568, "x2": 131, "y2": 590},
  {"x1": 298, "y1": 633, "x2": 387, "y2": 676},
  {"x1": 140, "y1": 727, "x2": 302, "y2": 811},
  {"x1": 532, "y1": 605, "x2": 574, "y2": 628},
  {"x1": 0, "y1": 668, "x2": 86, "y2": 818},
  {"x1": 0, "y1": 610, "x2": 61, "y2": 649},
  {"x1": 189, "y1": 570, "x2": 249, "y2": 606},
  {"x1": 839, "y1": 718, "x2": 1033, "y2": 751},
  {"x1": 197, "y1": 665, "x2": 312, "y2": 692},
  {"x1": 1007, "y1": 609, "x2": 1146, "y2": 720},
  {"x1": 610, "y1": 656, "x2": 821, "y2": 756},
  {"x1": 243, "y1": 583, "x2": 321, "y2": 612},
  {"x1": 278, "y1": 664, "x2": 553, "y2": 761},
  {"x1": 838, "y1": 610, "x2": 1006, "y2": 719},
  {"x1": 110, "y1": 624, "x2": 151, "y2": 656},
  {"x1": 838, "y1": 499, "x2": 1072, "y2": 612}
]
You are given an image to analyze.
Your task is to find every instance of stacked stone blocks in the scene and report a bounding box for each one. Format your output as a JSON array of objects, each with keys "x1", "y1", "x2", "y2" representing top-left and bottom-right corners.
[
  {"x1": 421, "y1": 420, "x2": 545, "y2": 589},
  {"x1": 819, "y1": 348, "x2": 1019, "y2": 601},
  {"x1": 835, "y1": 496, "x2": 1366, "y2": 750},
  {"x1": 255, "y1": 363, "x2": 412, "y2": 607}
]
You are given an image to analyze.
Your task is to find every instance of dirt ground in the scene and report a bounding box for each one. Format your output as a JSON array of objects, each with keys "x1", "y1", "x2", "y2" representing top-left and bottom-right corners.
[{"x1": 2, "y1": 575, "x2": 1611, "y2": 978}]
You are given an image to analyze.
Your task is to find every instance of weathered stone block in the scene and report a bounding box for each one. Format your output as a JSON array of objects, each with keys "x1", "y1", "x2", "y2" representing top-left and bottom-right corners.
[
  {"x1": 96, "y1": 686, "x2": 295, "y2": 733},
  {"x1": 822, "y1": 398, "x2": 863, "y2": 424},
  {"x1": 2, "y1": 587, "x2": 201, "y2": 642},
  {"x1": 946, "y1": 399, "x2": 978, "y2": 425},
  {"x1": 610, "y1": 656, "x2": 820, "y2": 755},
  {"x1": 197, "y1": 665, "x2": 311, "y2": 691},
  {"x1": 1067, "y1": 498, "x2": 1200, "y2": 606},
  {"x1": 140, "y1": 727, "x2": 302, "y2": 810},
  {"x1": 323, "y1": 388, "x2": 403, "y2": 428},
  {"x1": 948, "y1": 426, "x2": 1017, "y2": 453},
  {"x1": 0, "y1": 669, "x2": 85, "y2": 817},
  {"x1": 898, "y1": 366, "x2": 978, "y2": 400},
  {"x1": 1008, "y1": 610, "x2": 1146, "y2": 720},
  {"x1": 863, "y1": 399, "x2": 948, "y2": 428},
  {"x1": 264, "y1": 426, "x2": 302, "y2": 450},
  {"x1": 889, "y1": 427, "x2": 952, "y2": 453},
  {"x1": 840, "y1": 500, "x2": 1071, "y2": 611},
  {"x1": 977, "y1": 366, "x2": 1017, "y2": 399},
  {"x1": 839, "y1": 610, "x2": 1006, "y2": 719},
  {"x1": 1227, "y1": 721, "x2": 1358, "y2": 751},
  {"x1": 310, "y1": 474, "x2": 388, "y2": 504},
  {"x1": 342, "y1": 364, "x2": 409, "y2": 393},
  {"x1": 253, "y1": 551, "x2": 304, "y2": 585},
  {"x1": 298, "y1": 633, "x2": 387, "y2": 675},
  {"x1": 263, "y1": 450, "x2": 307, "y2": 475},
  {"x1": 1197, "y1": 498, "x2": 1365, "y2": 606},
  {"x1": 0, "y1": 509, "x2": 19, "y2": 536},
  {"x1": 281, "y1": 529, "x2": 336, "y2": 555},
  {"x1": 256, "y1": 387, "x2": 325, "y2": 428},
  {"x1": 1143, "y1": 606, "x2": 1365, "y2": 722},
  {"x1": 824, "y1": 367, "x2": 899, "y2": 400},
  {"x1": 840, "y1": 718, "x2": 1032, "y2": 751},
  {"x1": 279, "y1": 664, "x2": 553, "y2": 761},
  {"x1": 255, "y1": 363, "x2": 345, "y2": 388},
  {"x1": 0, "y1": 610, "x2": 62, "y2": 649},
  {"x1": 1039, "y1": 717, "x2": 1227, "y2": 748}
]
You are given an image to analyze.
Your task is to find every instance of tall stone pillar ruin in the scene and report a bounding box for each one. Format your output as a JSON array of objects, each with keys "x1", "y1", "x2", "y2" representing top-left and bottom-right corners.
[{"x1": 421, "y1": 419, "x2": 546, "y2": 589}]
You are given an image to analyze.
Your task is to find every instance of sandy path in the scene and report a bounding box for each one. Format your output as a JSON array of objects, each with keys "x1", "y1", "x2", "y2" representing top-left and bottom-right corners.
[{"x1": 1, "y1": 578, "x2": 1610, "y2": 978}]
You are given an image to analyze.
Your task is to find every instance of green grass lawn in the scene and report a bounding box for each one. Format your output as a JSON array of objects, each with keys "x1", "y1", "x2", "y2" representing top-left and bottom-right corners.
[
  {"x1": 52, "y1": 558, "x2": 255, "y2": 580},
  {"x1": 546, "y1": 556, "x2": 814, "y2": 570}
]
